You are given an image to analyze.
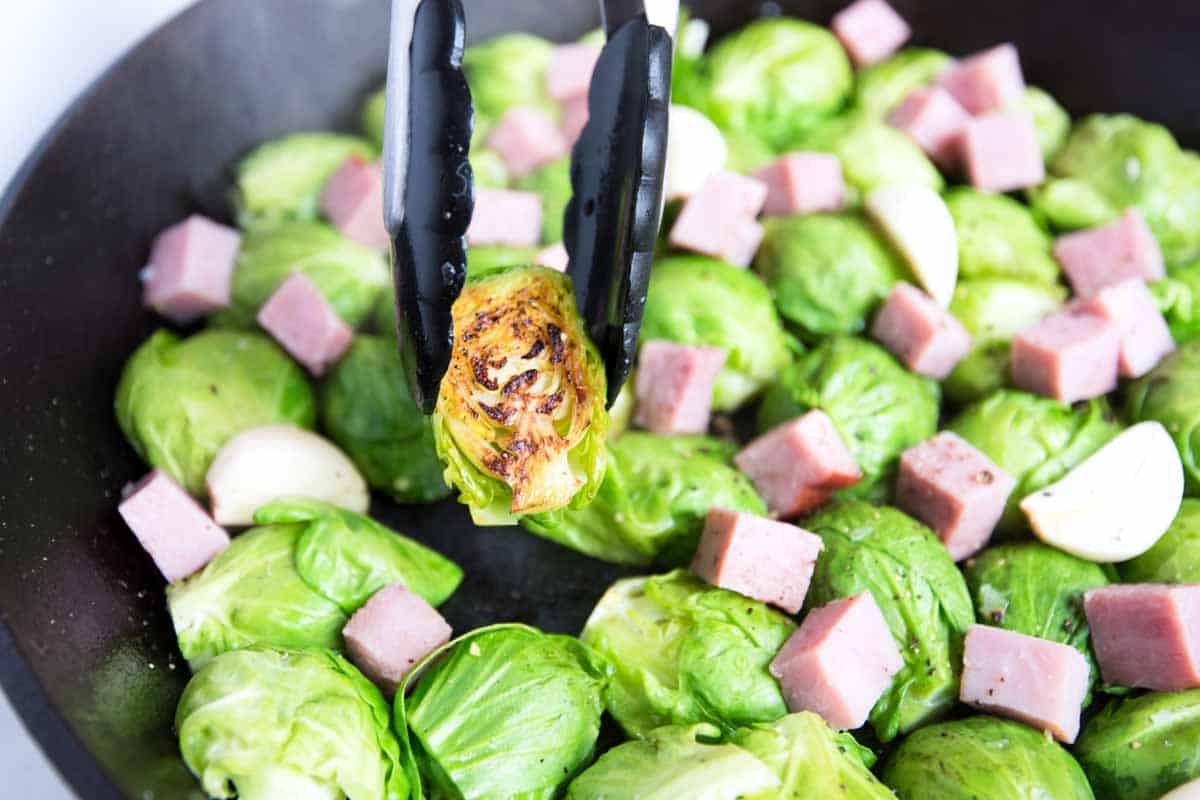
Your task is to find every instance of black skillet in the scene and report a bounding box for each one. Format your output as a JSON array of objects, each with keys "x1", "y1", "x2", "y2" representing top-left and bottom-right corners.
[{"x1": 1, "y1": 0, "x2": 1199, "y2": 796}]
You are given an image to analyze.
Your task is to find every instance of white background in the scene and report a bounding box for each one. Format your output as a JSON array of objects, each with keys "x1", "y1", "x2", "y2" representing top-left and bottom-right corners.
[{"x1": 0, "y1": 4, "x2": 198, "y2": 796}]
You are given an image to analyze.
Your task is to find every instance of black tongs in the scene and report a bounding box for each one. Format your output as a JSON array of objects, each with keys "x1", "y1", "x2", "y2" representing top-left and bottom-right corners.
[{"x1": 383, "y1": 0, "x2": 675, "y2": 413}]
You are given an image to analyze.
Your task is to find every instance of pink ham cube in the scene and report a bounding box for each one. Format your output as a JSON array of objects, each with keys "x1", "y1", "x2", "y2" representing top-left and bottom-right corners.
[
  {"x1": 486, "y1": 106, "x2": 568, "y2": 179},
  {"x1": 1072, "y1": 278, "x2": 1175, "y2": 378},
  {"x1": 343, "y1": 584, "x2": 453, "y2": 696},
  {"x1": 669, "y1": 171, "x2": 769, "y2": 268},
  {"x1": 1011, "y1": 308, "x2": 1120, "y2": 403},
  {"x1": 735, "y1": 410, "x2": 862, "y2": 519},
  {"x1": 141, "y1": 215, "x2": 241, "y2": 324},
  {"x1": 1054, "y1": 209, "x2": 1166, "y2": 298},
  {"x1": 755, "y1": 153, "x2": 845, "y2": 216},
  {"x1": 896, "y1": 432, "x2": 1016, "y2": 562},
  {"x1": 534, "y1": 242, "x2": 569, "y2": 272},
  {"x1": 887, "y1": 87, "x2": 972, "y2": 170},
  {"x1": 692, "y1": 509, "x2": 824, "y2": 614},
  {"x1": 960, "y1": 624, "x2": 1090, "y2": 743},
  {"x1": 466, "y1": 189, "x2": 543, "y2": 248},
  {"x1": 831, "y1": 0, "x2": 911, "y2": 68},
  {"x1": 634, "y1": 340, "x2": 727, "y2": 435},
  {"x1": 319, "y1": 156, "x2": 389, "y2": 251},
  {"x1": 256, "y1": 272, "x2": 353, "y2": 377},
  {"x1": 959, "y1": 110, "x2": 1045, "y2": 193},
  {"x1": 937, "y1": 43, "x2": 1026, "y2": 115},
  {"x1": 546, "y1": 43, "x2": 601, "y2": 102},
  {"x1": 561, "y1": 95, "x2": 590, "y2": 148},
  {"x1": 118, "y1": 470, "x2": 230, "y2": 583},
  {"x1": 769, "y1": 592, "x2": 903, "y2": 730},
  {"x1": 871, "y1": 282, "x2": 972, "y2": 380},
  {"x1": 1085, "y1": 584, "x2": 1200, "y2": 691}
]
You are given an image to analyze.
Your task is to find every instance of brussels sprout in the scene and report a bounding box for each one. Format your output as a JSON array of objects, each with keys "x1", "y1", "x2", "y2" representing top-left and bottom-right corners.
[
  {"x1": 800, "y1": 112, "x2": 944, "y2": 203},
  {"x1": 1127, "y1": 340, "x2": 1200, "y2": 494},
  {"x1": 463, "y1": 33, "x2": 556, "y2": 131},
  {"x1": 881, "y1": 716, "x2": 1095, "y2": 800},
  {"x1": 115, "y1": 329, "x2": 316, "y2": 495},
  {"x1": 943, "y1": 279, "x2": 1067, "y2": 405},
  {"x1": 516, "y1": 157, "x2": 570, "y2": 243},
  {"x1": 176, "y1": 647, "x2": 407, "y2": 800},
  {"x1": 320, "y1": 337, "x2": 449, "y2": 504},
  {"x1": 754, "y1": 213, "x2": 904, "y2": 339},
  {"x1": 471, "y1": 148, "x2": 510, "y2": 189},
  {"x1": 854, "y1": 47, "x2": 953, "y2": 117},
  {"x1": 580, "y1": 570, "x2": 795, "y2": 739},
  {"x1": 398, "y1": 625, "x2": 609, "y2": 799},
  {"x1": 1120, "y1": 498, "x2": 1200, "y2": 583},
  {"x1": 433, "y1": 266, "x2": 608, "y2": 523},
  {"x1": 522, "y1": 433, "x2": 764, "y2": 566},
  {"x1": 719, "y1": 126, "x2": 777, "y2": 175},
  {"x1": 1032, "y1": 114, "x2": 1200, "y2": 266},
  {"x1": 757, "y1": 337, "x2": 939, "y2": 503},
  {"x1": 805, "y1": 501, "x2": 974, "y2": 741},
  {"x1": 964, "y1": 543, "x2": 1109, "y2": 693},
  {"x1": 641, "y1": 256, "x2": 793, "y2": 410},
  {"x1": 361, "y1": 88, "x2": 386, "y2": 149},
  {"x1": 944, "y1": 188, "x2": 1060, "y2": 285},
  {"x1": 1076, "y1": 689, "x2": 1200, "y2": 800},
  {"x1": 696, "y1": 18, "x2": 852, "y2": 152},
  {"x1": 949, "y1": 390, "x2": 1122, "y2": 532},
  {"x1": 233, "y1": 132, "x2": 377, "y2": 229},
  {"x1": 1023, "y1": 86, "x2": 1071, "y2": 163},
  {"x1": 607, "y1": 376, "x2": 636, "y2": 439},
  {"x1": 1152, "y1": 259, "x2": 1200, "y2": 344},
  {"x1": 167, "y1": 499, "x2": 462, "y2": 668}
]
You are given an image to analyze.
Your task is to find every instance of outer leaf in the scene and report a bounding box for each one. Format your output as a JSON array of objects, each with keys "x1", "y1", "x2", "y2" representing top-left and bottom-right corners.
[
  {"x1": 1120, "y1": 498, "x2": 1200, "y2": 583},
  {"x1": 1126, "y1": 340, "x2": 1200, "y2": 495}
]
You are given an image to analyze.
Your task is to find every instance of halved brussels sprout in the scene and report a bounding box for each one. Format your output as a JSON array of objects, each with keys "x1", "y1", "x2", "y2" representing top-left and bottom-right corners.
[
  {"x1": 949, "y1": 390, "x2": 1122, "y2": 533},
  {"x1": 398, "y1": 625, "x2": 609, "y2": 799},
  {"x1": 212, "y1": 221, "x2": 388, "y2": 329},
  {"x1": 944, "y1": 188, "x2": 1060, "y2": 285},
  {"x1": 522, "y1": 433, "x2": 764, "y2": 566},
  {"x1": 607, "y1": 375, "x2": 636, "y2": 439},
  {"x1": 167, "y1": 499, "x2": 462, "y2": 669},
  {"x1": 757, "y1": 337, "x2": 940, "y2": 503},
  {"x1": 800, "y1": 112, "x2": 944, "y2": 203},
  {"x1": 516, "y1": 157, "x2": 570, "y2": 243},
  {"x1": 641, "y1": 256, "x2": 793, "y2": 411},
  {"x1": 1120, "y1": 498, "x2": 1200, "y2": 583},
  {"x1": 320, "y1": 336, "x2": 449, "y2": 504},
  {"x1": 115, "y1": 329, "x2": 316, "y2": 495},
  {"x1": 805, "y1": 501, "x2": 974, "y2": 742},
  {"x1": 233, "y1": 132, "x2": 377, "y2": 229},
  {"x1": 580, "y1": 570, "x2": 795, "y2": 739},
  {"x1": 433, "y1": 266, "x2": 608, "y2": 523},
  {"x1": 1075, "y1": 689, "x2": 1200, "y2": 800},
  {"x1": 1023, "y1": 86, "x2": 1071, "y2": 163},
  {"x1": 176, "y1": 647, "x2": 407, "y2": 800},
  {"x1": 1127, "y1": 340, "x2": 1200, "y2": 494},
  {"x1": 1152, "y1": 259, "x2": 1200, "y2": 345},
  {"x1": 854, "y1": 47, "x2": 953, "y2": 118},
  {"x1": 881, "y1": 716, "x2": 1095, "y2": 800},
  {"x1": 463, "y1": 33, "x2": 556, "y2": 134},
  {"x1": 754, "y1": 213, "x2": 904, "y2": 339}
]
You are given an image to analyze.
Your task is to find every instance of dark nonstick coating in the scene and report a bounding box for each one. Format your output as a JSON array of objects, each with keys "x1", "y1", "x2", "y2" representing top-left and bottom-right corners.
[{"x1": 1, "y1": 0, "x2": 1198, "y2": 797}]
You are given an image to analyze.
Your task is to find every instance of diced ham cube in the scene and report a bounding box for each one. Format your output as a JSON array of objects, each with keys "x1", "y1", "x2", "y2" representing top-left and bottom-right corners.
[
  {"x1": 887, "y1": 87, "x2": 972, "y2": 170},
  {"x1": 546, "y1": 43, "x2": 601, "y2": 102},
  {"x1": 1054, "y1": 209, "x2": 1167, "y2": 298},
  {"x1": 669, "y1": 171, "x2": 769, "y2": 268},
  {"x1": 466, "y1": 189, "x2": 543, "y2": 248},
  {"x1": 896, "y1": 432, "x2": 1016, "y2": 561},
  {"x1": 735, "y1": 411, "x2": 862, "y2": 519},
  {"x1": 959, "y1": 109, "x2": 1045, "y2": 193},
  {"x1": 117, "y1": 470, "x2": 230, "y2": 583},
  {"x1": 960, "y1": 624, "x2": 1090, "y2": 743},
  {"x1": 141, "y1": 215, "x2": 240, "y2": 324},
  {"x1": 831, "y1": 0, "x2": 911, "y2": 68},
  {"x1": 561, "y1": 95, "x2": 590, "y2": 149},
  {"x1": 1085, "y1": 584, "x2": 1200, "y2": 692},
  {"x1": 871, "y1": 282, "x2": 972, "y2": 379},
  {"x1": 769, "y1": 592, "x2": 903, "y2": 730},
  {"x1": 256, "y1": 272, "x2": 353, "y2": 377},
  {"x1": 343, "y1": 584, "x2": 452, "y2": 696},
  {"x1": 534, "y1": 242, "x2": 570, "y2": 272},
  {"x1": 754, "y1": 153, "x2": 845, "y2": 216},
  {"x1": 937, "y1": 43, "x2": 1026, "y2": 115},
  {"x1": 319, "y1": 156, "x2": 389, "y2": 251},
  {"x1": 691, "y1": 509, "x2": 824, "y2": 614},
  {"x1": 486, "y1": 106, "x2": 568, "y2": 179},
  {"x1": 634, "y1": 340, "x2": 727, "y2": 435},
  {"x1": 1010, "y1": 308, "x2": 1120, "y2": 403},
  {"x1": 1072, "y1": 278, "x2": 1175, "y2": 378}
]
